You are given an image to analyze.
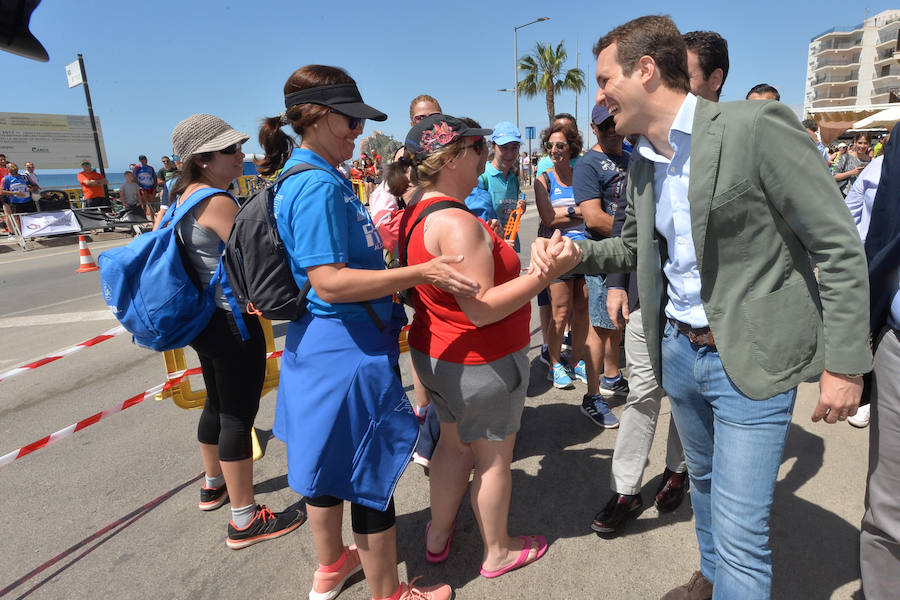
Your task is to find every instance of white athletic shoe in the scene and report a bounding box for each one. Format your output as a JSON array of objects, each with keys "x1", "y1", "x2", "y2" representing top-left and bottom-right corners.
[{"x1": 848, "y1": 404, "x2": 870, "y2": 428}]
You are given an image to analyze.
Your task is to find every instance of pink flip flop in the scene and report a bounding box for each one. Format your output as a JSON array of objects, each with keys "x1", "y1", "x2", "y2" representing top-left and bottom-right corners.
[
  {"x1": 479, "y1": 535, "x2": 549, "y2": 579},
  {"x1": 425, "y1": 520, "x2": 455, "y2": 564}
]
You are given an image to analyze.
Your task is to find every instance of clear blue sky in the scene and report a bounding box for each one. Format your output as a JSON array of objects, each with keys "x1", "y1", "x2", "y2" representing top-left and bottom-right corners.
[{"x1": 1, "y1": 0, "x2": 895, "y2": 172}]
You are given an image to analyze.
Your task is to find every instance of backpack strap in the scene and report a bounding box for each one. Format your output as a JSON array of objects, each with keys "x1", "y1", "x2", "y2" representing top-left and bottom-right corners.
[
  {"x1": 400, "y1": 200, "x2": 473, "y2": 269},
  {"x1": 274, "y1": 162, "x2": 385, "y2": 330},
  {"x1": 159, "y1": 187, "x2": 231, "y2": 229}
]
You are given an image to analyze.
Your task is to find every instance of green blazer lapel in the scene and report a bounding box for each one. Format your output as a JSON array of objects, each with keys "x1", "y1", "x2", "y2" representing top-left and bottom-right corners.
[
  {"x1": 688, "y1": 98, "x2": 724, "y2": 268},
  {"x1": 630, "y1": 156, "x2": 657, "y2": 244}
]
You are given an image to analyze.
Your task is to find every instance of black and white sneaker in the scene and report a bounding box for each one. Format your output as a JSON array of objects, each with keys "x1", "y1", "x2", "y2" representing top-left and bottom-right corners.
[
  {"x1": 199, "y1": 483, "x2": 228, "y2": 511},
  {"x1": 226, "y1": 505, "x2": 305, "y2": 549},
  {"x1": 599, "y1": 377, "x2": 630, "y2": 398},
  {"x1": 581, "y1": 394, "x2": 619, "y2": 428}
]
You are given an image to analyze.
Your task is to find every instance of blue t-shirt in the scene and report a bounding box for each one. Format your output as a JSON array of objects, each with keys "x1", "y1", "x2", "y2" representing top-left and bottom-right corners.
[
  {"x1": 274, "y1": 148, "x2": 391, "y2": 322},
  {"x1": 133, "y1": 165, "x2": 156, "y2": 189},
  {"x1": 464, "y1": 185, "x2": 498, "y2": 222},
  {"x1": 2, "y1": 174, "x2": 31, "y2": 203},
  {"x1": 573, "y1": 148, "x2": 630, "y2": 241},
  {"x1": 481, "y1": 163, "x2": 520, "y2": 228}
]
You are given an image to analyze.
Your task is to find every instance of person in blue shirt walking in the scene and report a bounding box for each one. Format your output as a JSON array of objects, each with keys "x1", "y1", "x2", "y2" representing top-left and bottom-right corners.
[{"x1": 259, "y1": 65, "x2": 471, "y2": 600}]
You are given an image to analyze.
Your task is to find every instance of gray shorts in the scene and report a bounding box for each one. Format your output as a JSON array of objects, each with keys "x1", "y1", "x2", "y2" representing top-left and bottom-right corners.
[
  {"x1": 410, "y1": 348, "x2": 529, "y2": 443},
  {"x1": 586, "y1": 274, "x2": 616, "y2": 329}
]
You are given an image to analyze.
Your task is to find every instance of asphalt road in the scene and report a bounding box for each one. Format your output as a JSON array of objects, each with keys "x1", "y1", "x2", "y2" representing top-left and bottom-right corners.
[{"x1": 0, "y1": 204, "x2": 868, "y2": 599}]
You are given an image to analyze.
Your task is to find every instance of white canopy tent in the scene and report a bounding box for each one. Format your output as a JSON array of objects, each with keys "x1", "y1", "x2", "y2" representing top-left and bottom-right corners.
[{"x1": 853, "y1": 106, "x2": 900, "y2": 129}]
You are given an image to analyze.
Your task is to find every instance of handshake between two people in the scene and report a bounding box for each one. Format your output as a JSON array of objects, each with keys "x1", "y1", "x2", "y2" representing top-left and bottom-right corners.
[{"x1": 528, "y1": 230, "x2": 583, "y2": 280}]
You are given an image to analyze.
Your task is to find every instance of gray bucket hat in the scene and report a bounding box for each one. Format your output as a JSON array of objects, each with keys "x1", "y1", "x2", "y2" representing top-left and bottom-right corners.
[{"x1": 171, "y1": 114, "x2": 249, "y2": 159}]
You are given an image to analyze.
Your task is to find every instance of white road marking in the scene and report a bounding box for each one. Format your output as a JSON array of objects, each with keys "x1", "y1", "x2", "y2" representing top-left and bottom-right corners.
[
  {"x1": 1, "y1": 292, "x2": 103, "y2": 318},
  {"x1": 0, "y1": 310, "x2": 115, "y2": 329}
]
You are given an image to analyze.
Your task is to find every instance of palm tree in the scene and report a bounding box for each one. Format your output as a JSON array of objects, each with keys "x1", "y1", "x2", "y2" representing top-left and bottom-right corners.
[{"x1": 518, "y1": 41, "x2": 586, "y2": 124}]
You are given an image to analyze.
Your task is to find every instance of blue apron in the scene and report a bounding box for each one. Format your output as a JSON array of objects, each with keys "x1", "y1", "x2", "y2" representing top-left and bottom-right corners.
[{"x1": 273, "y1": 302, "x2": 416, "y2": 511}]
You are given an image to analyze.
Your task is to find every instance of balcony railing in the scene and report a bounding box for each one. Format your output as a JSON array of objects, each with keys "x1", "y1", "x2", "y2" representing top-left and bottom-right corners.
[
  {"x1": 812, "y1": 74, "x2": 859, "y2": 86},
  {"x1": 818, "y1": 39, "x2": 863, "y2": 51},
  {"x1": 874, "y1": 69, "x2": 900, "y2": 80},
  {"x1": 872, "y1": 85, "x2": 900, "y2": 96},
  {"x1": 810, "y1": 24, "x2": 863, "y2": 42},
  {"x1": 814, "y1": 56, "x2": 861, "y2": 69}
]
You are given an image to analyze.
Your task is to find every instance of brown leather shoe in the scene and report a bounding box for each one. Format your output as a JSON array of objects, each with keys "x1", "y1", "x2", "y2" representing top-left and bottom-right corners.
[
  {"x1": 655, "y1": 468, "x2": 689, "y2": 513},
  {"x1": 659, "y1": 571, "x2": 713, "y2": 600}
]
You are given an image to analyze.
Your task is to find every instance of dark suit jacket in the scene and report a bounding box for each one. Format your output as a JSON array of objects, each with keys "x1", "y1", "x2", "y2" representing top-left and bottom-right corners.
[{"x1": 574, "y1": 97, "x2": 873, "y2": 399}]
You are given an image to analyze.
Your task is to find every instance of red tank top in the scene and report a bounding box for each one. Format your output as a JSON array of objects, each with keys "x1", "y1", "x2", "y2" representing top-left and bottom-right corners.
[{"x1": 402, "y1": 196, "x2": 531, "y2": 364}]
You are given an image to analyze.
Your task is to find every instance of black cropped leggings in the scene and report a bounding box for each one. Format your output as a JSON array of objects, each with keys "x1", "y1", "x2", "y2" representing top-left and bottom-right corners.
[
  {"x1": 190, "y1": 309, "x2": 266, "y2": 461},
  {"x1": 305, "y1": 495, "x2": 396, "y2": 535}
]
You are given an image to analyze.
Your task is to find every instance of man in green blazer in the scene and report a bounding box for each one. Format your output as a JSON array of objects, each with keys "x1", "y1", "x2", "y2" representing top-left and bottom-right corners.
[{"x1": 532, "y1": 15, "x2": 872, "y2": 600}]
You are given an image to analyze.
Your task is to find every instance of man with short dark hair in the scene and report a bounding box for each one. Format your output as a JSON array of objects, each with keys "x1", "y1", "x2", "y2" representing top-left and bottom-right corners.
[
  {"x1": 534, "y1": 15, "x2": 871, "y2": 599},
  {"x1": 590, "y1": 28, "x2": 731, "y2": 538},
  {"x1": 746, "y1": 83, "x2": 780, "y2": 100},
  {"x1": 683, "y1": 31, "x2": 728, "y2": 100}
]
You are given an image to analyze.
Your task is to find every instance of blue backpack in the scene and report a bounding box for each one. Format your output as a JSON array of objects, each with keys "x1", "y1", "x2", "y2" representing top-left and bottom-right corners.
[{"x1": 98, "y1": 187, "x2": 249, "y2": 351}]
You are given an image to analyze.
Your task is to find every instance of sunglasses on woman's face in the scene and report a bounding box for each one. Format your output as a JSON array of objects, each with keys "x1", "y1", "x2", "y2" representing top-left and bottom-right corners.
[
  {"x1": 218, "y1": 143, "x2": 241, "y2": 155},
  {"x1": 460, "y1": 137, "x2": 486, "y2": 155},
  {"x1": 544, "y1": 141, "x2": 568, "y2": 151},
  {"x1": 413, "y1": 112, "x2": 440, "y2": 123},
  {"x1": 331, "y1": 109, "x2": 365, "y2": 131}
]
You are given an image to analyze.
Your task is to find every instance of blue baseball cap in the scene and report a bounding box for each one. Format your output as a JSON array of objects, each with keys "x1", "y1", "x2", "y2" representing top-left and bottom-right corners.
[
  {"x1": 491, "y1": 121, "x2": 522, "y2": 146},
  {"x1": 592, "y1": 104, "x2": 613, "y2": 125}
]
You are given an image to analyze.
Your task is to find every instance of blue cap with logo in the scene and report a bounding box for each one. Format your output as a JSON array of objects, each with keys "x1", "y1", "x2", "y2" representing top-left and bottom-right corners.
[{"x1": 491, "y1": 121, "x2": 522, "y2": 146}]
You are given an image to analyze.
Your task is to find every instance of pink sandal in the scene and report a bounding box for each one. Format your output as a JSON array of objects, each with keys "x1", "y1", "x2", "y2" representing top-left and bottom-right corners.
[
  {"x1": 479, "y1": 535, "x2": 548, "y2": 579},
  {"x1": 425, "y1": 520, "x2": 455, "y2": 564}
]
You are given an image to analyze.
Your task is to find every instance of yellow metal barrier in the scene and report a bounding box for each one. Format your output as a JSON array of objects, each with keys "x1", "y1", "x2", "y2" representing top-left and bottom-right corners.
[
  {"x1": 350, "y1": 178, "x2": 367, "y2": 204},
  {"x1": 157, "y1": 318, "x2": 281, "y2": 461},
  {"x1": 236, "y1": 175, "x2": 268, "y2": 198}
]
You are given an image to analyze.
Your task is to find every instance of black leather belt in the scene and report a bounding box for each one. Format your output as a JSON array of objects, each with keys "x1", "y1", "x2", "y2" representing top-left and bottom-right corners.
[{"x1": 668, "y1": 318, "x2": 716, "y2": 348}]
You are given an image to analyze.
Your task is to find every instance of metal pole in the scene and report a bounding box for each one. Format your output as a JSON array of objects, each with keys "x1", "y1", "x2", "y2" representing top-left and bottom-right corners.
[
  {"x1": 77, "y1": 54, "x2": 108, "y2": 198},
  {"x1": 575, "y1": 38, "x2": 579, "y2": 125},
  {"x1": 515, "y1": 29, "x2": 520, "y2": 129}
]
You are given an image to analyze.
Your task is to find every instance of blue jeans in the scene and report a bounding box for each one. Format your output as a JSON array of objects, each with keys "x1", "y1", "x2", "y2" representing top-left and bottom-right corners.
[{"x1": 661, "y1": 321, "x2": 796, "y2": 600}]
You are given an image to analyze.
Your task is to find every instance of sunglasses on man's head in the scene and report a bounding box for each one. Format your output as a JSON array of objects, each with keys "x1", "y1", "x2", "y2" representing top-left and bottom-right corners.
[
  {"x1": 218, "y1": 143, "x2": 241, "y2": 155},
  {"x1": 413, "y1": 112, "x2": 440, "y2": 123},
  {"x1": 544, "y1": 141, "x2": 569, "y2": 151}
]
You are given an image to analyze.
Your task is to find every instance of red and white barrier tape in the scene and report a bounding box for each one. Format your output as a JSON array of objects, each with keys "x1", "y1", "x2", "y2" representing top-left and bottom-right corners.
[
  {"x1": 0, "y1": 349, "x2": 287, "y2": 468},
  {"x1": 0, "y1": 325, "x2": 126, "y2": 383}
]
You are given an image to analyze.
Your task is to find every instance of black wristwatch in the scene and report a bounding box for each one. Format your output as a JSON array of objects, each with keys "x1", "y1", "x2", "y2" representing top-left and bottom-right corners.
[{"x1": 567, "y1": 206, "x2": 576, "y2": 218}]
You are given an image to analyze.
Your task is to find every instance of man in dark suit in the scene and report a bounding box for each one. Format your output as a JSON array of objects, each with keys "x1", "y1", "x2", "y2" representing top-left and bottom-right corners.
[
  {"x1": 859, "y1": 121, "x2": 900, "y2": 600},
  {"x1": 533, "y1": 15, "x2": 871, "y2": 600}
]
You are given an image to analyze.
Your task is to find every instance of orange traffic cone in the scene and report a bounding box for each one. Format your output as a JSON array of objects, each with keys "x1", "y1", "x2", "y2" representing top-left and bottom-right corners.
[{"x1": 76, "y1": 235, "x2": 99, "y2": 273}]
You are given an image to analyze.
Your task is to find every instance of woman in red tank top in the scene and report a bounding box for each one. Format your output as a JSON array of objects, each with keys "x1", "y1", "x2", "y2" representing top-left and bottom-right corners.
[{"x1": 399, "y1": 114, "x2": 581, "y2": 579}]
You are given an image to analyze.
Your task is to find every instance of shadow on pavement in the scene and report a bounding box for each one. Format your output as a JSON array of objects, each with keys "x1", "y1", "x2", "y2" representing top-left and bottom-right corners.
[
  {"x1": 772, "y1": 424, "x2": 862, "y2": 599},
  {"x1": 0, "y1": 473, "x2": 203, "y2": 599}
]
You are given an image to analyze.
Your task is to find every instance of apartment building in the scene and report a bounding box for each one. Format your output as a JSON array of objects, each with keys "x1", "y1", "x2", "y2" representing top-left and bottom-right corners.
[{"x1": 805, "y1": 9, "x2": 900, "y2": 132}]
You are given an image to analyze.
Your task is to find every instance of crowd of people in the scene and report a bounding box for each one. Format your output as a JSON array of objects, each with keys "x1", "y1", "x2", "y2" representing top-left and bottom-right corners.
[{"x1": 37, "y1": 12, "x2": 896, "y2": 600}]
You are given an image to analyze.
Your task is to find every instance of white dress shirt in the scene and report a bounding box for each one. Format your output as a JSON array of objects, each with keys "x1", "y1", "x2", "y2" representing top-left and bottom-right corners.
[{"x1": 635, "y1": 93, "x2": 708, "y2": 327}]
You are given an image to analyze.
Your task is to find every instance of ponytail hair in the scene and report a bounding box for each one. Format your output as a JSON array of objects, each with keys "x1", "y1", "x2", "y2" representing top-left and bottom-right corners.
[{"x1": 257, "y1": 65, "x2": 356, "y2": 176}]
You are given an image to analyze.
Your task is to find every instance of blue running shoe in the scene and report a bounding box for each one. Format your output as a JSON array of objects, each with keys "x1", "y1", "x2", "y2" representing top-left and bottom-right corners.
[
  {"x1": 580, "y1": 394, "x2": 619, "y2": 428},
  {"x1": 568, "y1": 360, "x2": 588, "y2": 383},
  {"x1": 549, "y1": 361, "x2": 575, "y2": 389}
]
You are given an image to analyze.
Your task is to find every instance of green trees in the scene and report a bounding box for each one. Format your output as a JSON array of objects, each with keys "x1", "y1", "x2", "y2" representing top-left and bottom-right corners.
[{"x1": 518, "y1": 41, "x2": 586, "y2": 124}]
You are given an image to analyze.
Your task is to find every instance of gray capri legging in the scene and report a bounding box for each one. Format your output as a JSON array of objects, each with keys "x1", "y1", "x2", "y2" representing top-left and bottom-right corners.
[{"x1": 410, "y1": 348, "x2": 529, "y2": 443}]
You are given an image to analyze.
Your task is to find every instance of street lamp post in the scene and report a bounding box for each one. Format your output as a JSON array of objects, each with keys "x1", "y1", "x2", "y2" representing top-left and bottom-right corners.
[{"x1": 514, "y1": 17, "x2": 550, "y2": 130}]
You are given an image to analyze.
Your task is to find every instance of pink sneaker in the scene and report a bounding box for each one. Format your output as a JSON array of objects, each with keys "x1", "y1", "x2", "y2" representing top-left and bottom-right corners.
[
  {"x1": 397, "y1": 577, "x2": 452, "y2": 600},
  {"x1": 309, "y1": 545, "x2": 362, "y2": 600}
]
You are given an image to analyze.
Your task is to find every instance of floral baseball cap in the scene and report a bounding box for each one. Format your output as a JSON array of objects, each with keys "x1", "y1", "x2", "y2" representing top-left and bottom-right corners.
[{"x1": 404, "y1": 114, "x2": 492, "y2": 163}]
